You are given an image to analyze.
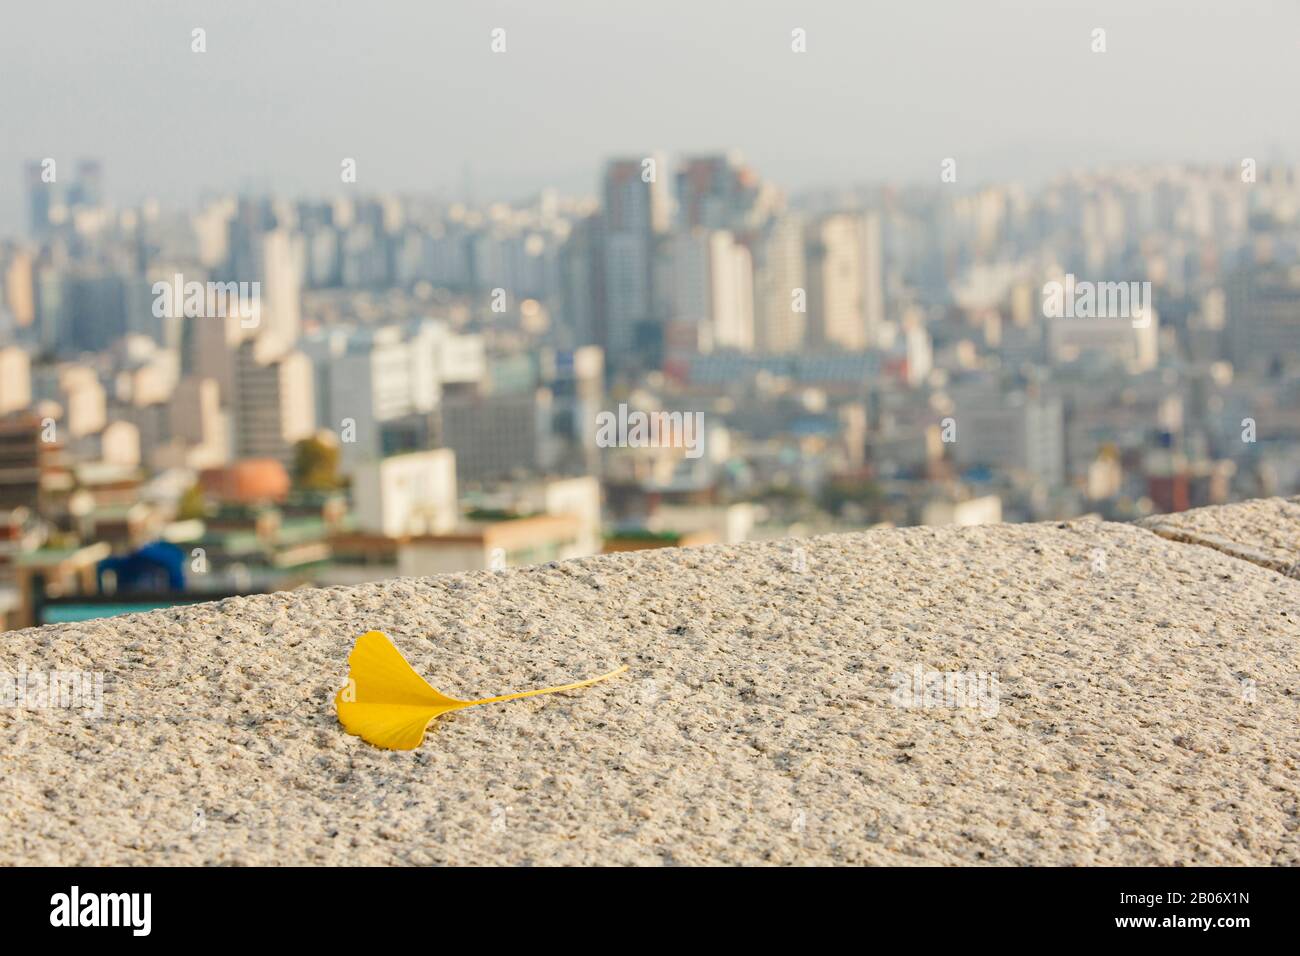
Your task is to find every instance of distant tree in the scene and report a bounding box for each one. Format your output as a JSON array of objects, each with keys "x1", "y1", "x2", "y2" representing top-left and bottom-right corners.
[
  {"x1": 177, "y1": 484, "x2": 208, "y2": 521},
  {"x1": 819, "y1": 479, "x2": 883, "y2": 517},
  {"x1": 292, "y1": 437, "x2": 341, "y2": 492},
  {"x1": 754, "y1": 483, "x2": 811, "y2": 505}
]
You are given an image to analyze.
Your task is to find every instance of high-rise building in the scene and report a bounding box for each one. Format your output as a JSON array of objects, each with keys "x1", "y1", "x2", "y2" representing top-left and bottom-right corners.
[
  {"x1": 182, "y1": 307, "x2": 247, "y2": 406},
  {"x1": 168, "y1": 376, "x2": 228, "y2": 468},
  {"x1": 233, "y1": 341, "x2": 316, "y2": 466},
  {"x1": 676, "y1": 154, "x2": 746, "y2": 230},
  {"x1": 859, "y1": 212, "x2": 886, "y2": 346},
  {"x1": 806, "y1": 214, "x2": 867, "y2": 350},
  {"x1": 1224, "y1": 268, "x2": 1300, "y2": 374},
  {"x1": 424, "y1": 322, "x2": 486, "y2": 388},
  {"x1": 59, "y1": 366, "x2": 107, "y2": 438},
  {"x1": 604, "y1": 155, "x2": 670, "y2": 235},
  {"x1": 0, "y1": 347, "x2": 32, "y2": 416},
  {"x1": 62, "y1": 271, "x2": 130, "y2": 354},
  {"x1": 602, "y1": 230, "x2": 655, "y2": 358},
  {"x1": 401, "y1": 321, "x2": 443, "y2": 415},
  {"x1": 327, "y1": 327, "x2": 415, "y2": 473},
  {"x1": 540, "y1": 346, "x2": 604, "y2": 475},
  {"x1": 25, "y1": 162, "x2": 53, "y2": 238},
  {"x1": 69, "y1": 160, "x2": 104, "y2": 209},
  {"x1": 669, "y1": 229, "x2": 754, "y2": 351},
  {"x1": 23, "y1": 159, "x2": 104, "y2": 238},
  {"x1": 751, "y1": 215, "x2": 806, "y2": 353},
  {"x1": 0, "y1": 413, "x2": 58, "y2": 512},
  {"x1": 676, "y1": 153, "x2": 779, "y2": 232},
  {"x1": 670, "y1": 230, "x2": 711, "y2": 335},
  {"x1": 600, "y1": 156, "x2": 669, "y2": 361},
  {"x1": 257, "y1": 228, "x2": 304, "y2": 353},
  {"x1": 558, "y1": 215, "x2": 603, "y2": 348},
  {"x1": 439, "y1": 390, "x2": 551, "y2": 482},
  {"x1": 950, "y1": 389, "x2": 1065, "y2": 487},
  {"x1": 4, "y1": 252, "x2": 36, "y2": 328},
  {"x1": 709, "y1": 232, "x2": 754, "y2": 351},
  {"x1": 299, "y1": 327, "x2": 348, "y2": 431}
]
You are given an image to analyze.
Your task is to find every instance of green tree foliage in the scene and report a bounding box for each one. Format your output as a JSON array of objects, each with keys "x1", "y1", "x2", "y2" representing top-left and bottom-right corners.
[
  {"x1": 819, "y1": 479, "x2": 883, "y2": 516},
  {"x1": 292, "y1": 437, "x2": 341, "y2": 492},
  {"x1": 177, "y1": 484, "x2": 208, "y2": 520}
]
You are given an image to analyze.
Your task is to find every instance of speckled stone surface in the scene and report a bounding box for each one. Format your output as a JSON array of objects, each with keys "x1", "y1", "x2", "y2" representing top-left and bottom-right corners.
[
  {"x1": 1140, "y1": 497, "x2": 1300, "y2": 579},
  {"x1": 2, "y1": 511, "x2": 1298, "y2": 865}
]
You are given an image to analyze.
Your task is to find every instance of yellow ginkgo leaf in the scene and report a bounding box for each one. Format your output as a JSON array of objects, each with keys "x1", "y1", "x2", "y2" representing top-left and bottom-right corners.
[{"x1": 335, "y1": 630, "x2": 628, "y2": 751}]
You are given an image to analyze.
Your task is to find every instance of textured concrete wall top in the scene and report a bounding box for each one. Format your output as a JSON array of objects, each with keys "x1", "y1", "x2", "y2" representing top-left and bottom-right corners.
[
  {"x1": 1141, "y1": 495, "x2": 1300, "y2": 579},
  {"x1": 2, "y1": 501, "x2": 1298, "y2": 865}
]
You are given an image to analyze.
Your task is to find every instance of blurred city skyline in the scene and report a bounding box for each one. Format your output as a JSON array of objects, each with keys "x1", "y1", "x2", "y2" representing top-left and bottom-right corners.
[
  {"x1": 3, "y1": 0, "x2": 1300, "y2": 232},
  {"x1": 2, "y1": 2, "x2": 1298, "y2": 631}
]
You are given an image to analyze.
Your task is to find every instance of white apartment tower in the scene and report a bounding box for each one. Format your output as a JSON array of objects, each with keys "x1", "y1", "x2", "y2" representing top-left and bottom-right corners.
[
  {"x1": 257, "y1": 227, "x2": 304, "y2": 355},
  {"x1": 751, "y1": 215, "x2": 806, "y2": 353},
  {"x1": 671, "y1": 229, "x2": 755, "y2": 352},
  {"x1": 806, "y1": 214, "x2": 867, "y2": 351}
]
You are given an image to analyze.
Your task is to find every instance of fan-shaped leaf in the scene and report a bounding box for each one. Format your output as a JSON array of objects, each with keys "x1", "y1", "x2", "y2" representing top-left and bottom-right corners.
[{"x1": 335, "y1": 630, "x2": 627, "y2": 750}]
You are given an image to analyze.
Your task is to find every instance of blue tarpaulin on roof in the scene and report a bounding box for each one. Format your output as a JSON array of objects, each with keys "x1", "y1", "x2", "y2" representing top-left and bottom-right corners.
[{"x1": 97, "y1": 541, "x2": 186, "y2": 593}]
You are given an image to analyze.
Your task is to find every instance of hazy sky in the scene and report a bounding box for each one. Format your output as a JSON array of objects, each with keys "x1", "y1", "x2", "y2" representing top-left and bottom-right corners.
[{"x1": 2, "y1": 0, "x2": 1297, "y2": 232}]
